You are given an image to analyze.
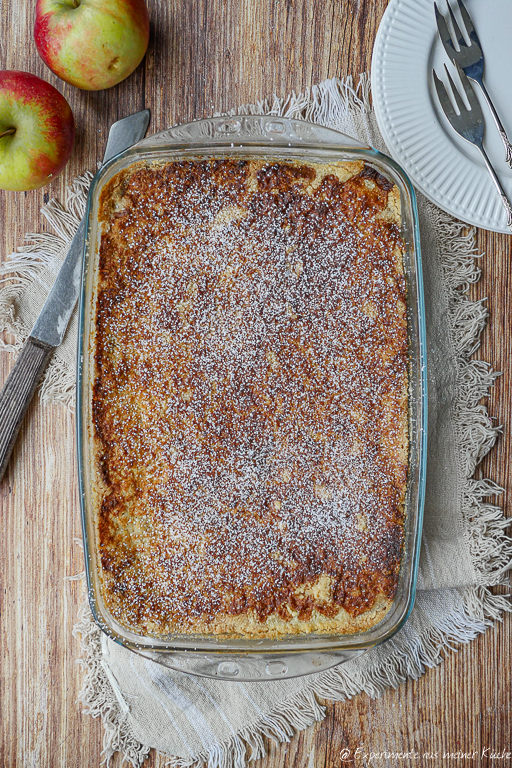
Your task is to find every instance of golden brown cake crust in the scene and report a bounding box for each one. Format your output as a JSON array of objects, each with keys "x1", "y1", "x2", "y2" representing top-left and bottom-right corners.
[{"x1": 93, "y1": 157, "x2": 408, "y2": 638}]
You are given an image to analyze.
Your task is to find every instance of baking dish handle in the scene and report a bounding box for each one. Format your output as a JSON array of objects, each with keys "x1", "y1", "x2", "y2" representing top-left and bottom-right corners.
[
  {"x1": 132, "y1": 646, "x2": 369, "y2": 682},
  {"x1": 134, "y1": 115, "x2": 371, "y2": 151}
]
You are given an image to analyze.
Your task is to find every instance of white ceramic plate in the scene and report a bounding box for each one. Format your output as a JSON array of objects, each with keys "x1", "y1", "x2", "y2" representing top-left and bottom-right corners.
[{"x1": 371, "y1": 0, "x2": 512, "y2": 232}]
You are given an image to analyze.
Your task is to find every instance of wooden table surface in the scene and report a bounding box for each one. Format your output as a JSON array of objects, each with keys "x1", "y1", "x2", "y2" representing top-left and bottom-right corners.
[{"x1": 1, "y1": 1, "x2": 511, "y2": 766}]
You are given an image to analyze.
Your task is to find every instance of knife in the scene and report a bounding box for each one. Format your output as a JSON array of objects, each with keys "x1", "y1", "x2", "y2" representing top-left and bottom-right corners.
[{"x1": 0, "y1": 109, "x2": 150, "y2": 481}]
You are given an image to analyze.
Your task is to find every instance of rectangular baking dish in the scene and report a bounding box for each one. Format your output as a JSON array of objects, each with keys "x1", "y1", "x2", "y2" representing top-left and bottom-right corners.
[{"x1": 77, "y1": 115, "x2": 427, "y2": 681}]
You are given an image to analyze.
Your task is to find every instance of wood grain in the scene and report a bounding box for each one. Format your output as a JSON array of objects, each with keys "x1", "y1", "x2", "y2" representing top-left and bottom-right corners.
[
  {"x1": 0, "y1": 337, "x2": 53, "y2": 481},
  {"x1": 0, "y1": 1, "x2": 510, "y2": 766}
]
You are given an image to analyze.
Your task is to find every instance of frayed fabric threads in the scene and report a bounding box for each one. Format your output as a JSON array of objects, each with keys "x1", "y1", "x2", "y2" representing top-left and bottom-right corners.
[
  {"x1": 0, "y1": 170, "x2": 93, "y2": 408},
  {"x1": 73, "y1": 601, "x2": 151, "y2": 768},
  {"x1": 424, "y1": 201, "x2": 512, "y2": 586}
]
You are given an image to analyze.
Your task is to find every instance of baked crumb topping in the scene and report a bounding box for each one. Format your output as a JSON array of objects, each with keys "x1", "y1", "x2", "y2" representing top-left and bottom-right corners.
[{"x1": 93, "y1": 158, "x2": 408, "y2": 638}]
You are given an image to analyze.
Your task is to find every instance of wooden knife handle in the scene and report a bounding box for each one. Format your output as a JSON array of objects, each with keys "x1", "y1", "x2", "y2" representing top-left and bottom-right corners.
[{"x1": 0, "y1": 337, "x2": 54, "y2": 482}]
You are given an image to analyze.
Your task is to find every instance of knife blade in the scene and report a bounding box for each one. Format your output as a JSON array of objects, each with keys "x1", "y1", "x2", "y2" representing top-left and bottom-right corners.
[{"x1": 0, "y1": 109, "x2": 150, "y2": 481}]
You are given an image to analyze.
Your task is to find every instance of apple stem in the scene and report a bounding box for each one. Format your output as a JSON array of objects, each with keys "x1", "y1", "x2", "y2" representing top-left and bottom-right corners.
[{"x1": 0, "y1": 128, "x2": 16, "y2": 139}]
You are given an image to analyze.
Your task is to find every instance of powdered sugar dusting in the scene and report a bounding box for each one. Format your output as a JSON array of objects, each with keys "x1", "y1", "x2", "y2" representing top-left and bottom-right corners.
[{"x1": 94, "y1": 159, "x2": 408, "y2": 634}]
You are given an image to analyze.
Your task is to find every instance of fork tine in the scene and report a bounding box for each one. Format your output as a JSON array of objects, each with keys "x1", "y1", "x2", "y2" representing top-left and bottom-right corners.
[
  {"x1": 446, "y1": 2, "x2": 467, "y2": 49},
  {"x1": 453, "y1": 61, "x2": 480, "y2": 113},
  {"x1": 456, "y1": 0, "x2": 482, "y2": 46},
  {"x1": 433, "y1": 69, "x2": 458, "y2": 124},
  {"x1": 444, "y1": 64, "x2": 467, "y2": 115},
  {"x1": 434, "y1": 3, "x2": 457, "y2": 55}
]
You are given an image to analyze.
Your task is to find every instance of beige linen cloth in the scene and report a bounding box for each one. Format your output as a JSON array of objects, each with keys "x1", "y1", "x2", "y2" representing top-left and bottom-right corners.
[{"x1": 1, "y1": 76, "x2": 511, "y2": 767}]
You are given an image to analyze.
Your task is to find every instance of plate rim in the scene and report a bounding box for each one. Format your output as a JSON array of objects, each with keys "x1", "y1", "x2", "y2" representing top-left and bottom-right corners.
[{"x1": 371, "y1": 0, "x2": 511, "y2": 234}]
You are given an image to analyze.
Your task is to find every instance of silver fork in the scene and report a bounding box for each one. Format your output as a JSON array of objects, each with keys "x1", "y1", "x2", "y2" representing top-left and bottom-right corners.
[
  {"x1": 434, "y1": 0, "x2": 512, "y2": 169},
  {"x1": 433, "y1": 63, "x2": 512, "y2": 230}
]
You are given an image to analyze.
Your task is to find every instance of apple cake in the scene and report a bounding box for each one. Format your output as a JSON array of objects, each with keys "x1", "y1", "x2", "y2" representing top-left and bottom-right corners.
[{"x1": 92, "y1": 156, "x2": 408, "y2": 638}]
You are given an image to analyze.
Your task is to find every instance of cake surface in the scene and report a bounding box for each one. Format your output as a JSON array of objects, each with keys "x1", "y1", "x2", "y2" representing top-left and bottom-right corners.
[{"x1": 92, "y1": 157, "x2": 408, "y2": 638}]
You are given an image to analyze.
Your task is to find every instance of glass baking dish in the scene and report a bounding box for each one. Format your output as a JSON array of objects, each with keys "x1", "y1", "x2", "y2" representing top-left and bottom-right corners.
[{"x1": 77, "y1": 115, "x2": 427, "y2": 681}]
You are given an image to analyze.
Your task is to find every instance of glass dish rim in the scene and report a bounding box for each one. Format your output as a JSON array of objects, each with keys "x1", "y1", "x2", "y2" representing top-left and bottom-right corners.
[{"x1": 76, "y1": 115, "x2": 428, "y2": 662}]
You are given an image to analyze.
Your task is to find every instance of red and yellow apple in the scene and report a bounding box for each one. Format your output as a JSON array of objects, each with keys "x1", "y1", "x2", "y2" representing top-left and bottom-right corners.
[
  {"x1": 34, "y1": 0, "x2": 150, "y2": 91},
  {"x1": 0, "y1": 71, "x2": 74, "y2": 192}
]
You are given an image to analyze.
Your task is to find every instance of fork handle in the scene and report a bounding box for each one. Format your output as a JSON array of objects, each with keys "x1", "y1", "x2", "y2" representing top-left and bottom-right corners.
[
  {"x1": 479, "y1": 145, "x2": 512, "y2": 231},
  {"x1": 477, "y1": 79, "x2": 512, "y2": 170}
]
